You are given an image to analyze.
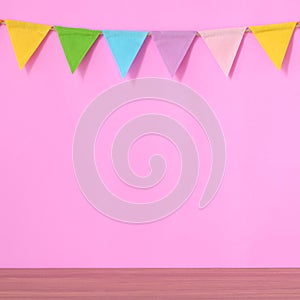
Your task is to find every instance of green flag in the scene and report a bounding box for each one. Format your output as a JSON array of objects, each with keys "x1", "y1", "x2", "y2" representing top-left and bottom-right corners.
[{"x1": 55, "y1": 26, "x2": 101, "y2": 73}]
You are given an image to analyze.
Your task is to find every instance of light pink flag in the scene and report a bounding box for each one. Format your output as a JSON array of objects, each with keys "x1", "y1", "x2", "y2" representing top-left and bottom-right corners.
[
  {"x1": 151, "y1": 31, "x2": 197, "y2": 76},
  {"x1": 199, "y1": 27, "x2": 246, "y2": 76}
]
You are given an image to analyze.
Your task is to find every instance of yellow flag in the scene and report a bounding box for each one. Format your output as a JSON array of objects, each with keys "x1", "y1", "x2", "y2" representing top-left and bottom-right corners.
[
  {"x1": 250, "y1": 22, "x2": 296, "y2": 70},
  {"x1": 5, "y1": 20, "x2": 51, "y2": 69}
]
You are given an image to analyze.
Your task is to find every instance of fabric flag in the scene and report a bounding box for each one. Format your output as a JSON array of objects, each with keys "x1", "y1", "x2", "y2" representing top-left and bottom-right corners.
[
  {"x1": 199, "y1": 27, "x2": 246, "y2": 76},
  {"x1": 5, "y1": 20, "x2": 51, "y2": 69},
  {"x1": 249, "y1": 22, "x2": 296, "y2": 70},
  {"x1": 102, "y1": 30, "x2": 148, "y2": 78},
  {"x1": 151, "y1": 31, "x2": 197, "y2": 76},
  {"x1": 55, "y1": 26, "x2": 101, "y2": 73}
]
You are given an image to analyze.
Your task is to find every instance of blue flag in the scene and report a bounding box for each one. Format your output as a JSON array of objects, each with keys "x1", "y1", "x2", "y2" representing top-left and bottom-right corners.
[{"x1": 102, "y1": 30, "x2": 148, "y2": 78}]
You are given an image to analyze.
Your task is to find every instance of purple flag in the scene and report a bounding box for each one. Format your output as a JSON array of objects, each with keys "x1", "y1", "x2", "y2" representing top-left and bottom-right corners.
[{"x1": 151, "y1": 31, "x2": 197, "y2": 76}]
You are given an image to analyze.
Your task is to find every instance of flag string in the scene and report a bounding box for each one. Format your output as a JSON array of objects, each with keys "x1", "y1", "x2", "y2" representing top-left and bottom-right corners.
[
  {"x1": 1, "y1": 20, "x2": 300, "y2": 36},
  {"x1": 0, "y1": 19, "x2": 299, "y2": 75}
]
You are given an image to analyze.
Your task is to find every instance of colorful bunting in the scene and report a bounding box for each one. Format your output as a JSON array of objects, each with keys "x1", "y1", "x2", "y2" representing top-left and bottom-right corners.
[
  {"x1": 199, "y1": 27, "x2": 246, "y2": 76},
  {"x1": 5, "y1": 20, "x2": 51, "y2": 69},
  {"x1": 250, "y1": 22, "x2": 296, "y2": 70},
  {"x1": 55, "y1": 26, "x2": 101, "y2": 73},
  {"x1": 0, "y1": 19, "x2": 299, "y2": 76},
  {"x1": 151, "y1": 31, "x2": 197, "y2": 76},
  {"x1": 102, "y1": 30, "x2": 148, "y2": 78}
]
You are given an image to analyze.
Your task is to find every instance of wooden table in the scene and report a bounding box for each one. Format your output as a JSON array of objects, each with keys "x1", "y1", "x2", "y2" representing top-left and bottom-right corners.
[{"x1": 1, "y1": 268, "x2": 300, "y2": 299}]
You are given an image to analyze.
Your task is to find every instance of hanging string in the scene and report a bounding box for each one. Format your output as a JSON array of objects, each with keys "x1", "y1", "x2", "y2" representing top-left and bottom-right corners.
[{"x1": 0, "y1": 20, "x2": 300, "y2": 37}]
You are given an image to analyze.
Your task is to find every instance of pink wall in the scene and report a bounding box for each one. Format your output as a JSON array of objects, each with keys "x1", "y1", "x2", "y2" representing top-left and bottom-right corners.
[{"x1": 1, "y1": 0, "x2": 300, "y2": 267}]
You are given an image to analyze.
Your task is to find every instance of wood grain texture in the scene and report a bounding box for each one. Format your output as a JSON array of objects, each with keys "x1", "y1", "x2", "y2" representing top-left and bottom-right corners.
[{"x1": 0, "y1": 268, "x2": 300, "y2": 299}]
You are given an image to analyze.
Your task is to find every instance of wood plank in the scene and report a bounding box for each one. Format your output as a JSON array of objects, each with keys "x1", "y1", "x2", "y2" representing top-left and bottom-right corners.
[{"x1": 0, "y1": 268, "x2": 300, "y2": 299}]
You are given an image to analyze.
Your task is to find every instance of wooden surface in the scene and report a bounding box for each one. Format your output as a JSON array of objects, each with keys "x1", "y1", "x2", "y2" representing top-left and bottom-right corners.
[{"x1": 1, "y1": 268, "x2": 300, "y2": 299}]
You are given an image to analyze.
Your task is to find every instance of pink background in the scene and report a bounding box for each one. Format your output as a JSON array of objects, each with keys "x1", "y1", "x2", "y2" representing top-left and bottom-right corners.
[{"x1": 1, "y1": 0, "x2": 300, "y2": 267}]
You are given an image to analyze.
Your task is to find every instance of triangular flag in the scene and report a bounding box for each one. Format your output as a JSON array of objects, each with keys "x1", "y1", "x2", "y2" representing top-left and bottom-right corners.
[
  {"x1": 5, "y1": 20, "x2": 51, "y2": 69},
  {"x1": 55, "y1": 26, "x2": 101, "y2": 73},
  {"x1": 102, "y1": 30, "x2": 148, "y2": 78},
  {"x1": 199, "y1": 27, "x2": 246, "y2": 76},
  {"x1": 151, "y1": 31, "x2": 196, "y2": 76},
  {"x1": 249, "y1": 22, "x2": 296, "y2": 70}
]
